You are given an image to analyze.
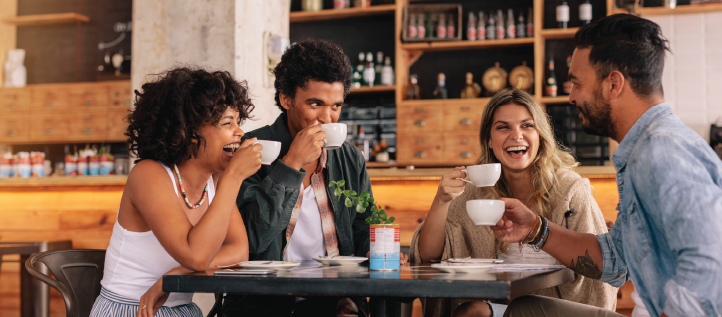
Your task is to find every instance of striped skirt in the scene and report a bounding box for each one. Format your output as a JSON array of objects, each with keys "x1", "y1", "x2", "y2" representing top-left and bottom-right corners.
[{"x1": 90, "y1": 287, "x2": 202, "y2": 317}]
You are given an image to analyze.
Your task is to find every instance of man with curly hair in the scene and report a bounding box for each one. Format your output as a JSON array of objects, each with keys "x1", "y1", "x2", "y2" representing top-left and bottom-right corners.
[{"x1": 224, "y1": 39, "x2": 391, "y2": 317}]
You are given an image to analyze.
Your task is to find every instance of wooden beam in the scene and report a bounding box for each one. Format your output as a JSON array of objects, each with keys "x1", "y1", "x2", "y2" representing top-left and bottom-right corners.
[
  {"x1": 0, "y1": 0, "x2": 17, "y2": 88},
  {"x1": 1, "y1": 12, "x2": 90, "y2": 26}
]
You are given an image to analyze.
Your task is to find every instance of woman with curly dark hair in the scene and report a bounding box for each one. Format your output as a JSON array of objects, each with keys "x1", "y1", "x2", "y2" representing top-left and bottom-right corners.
[{"x1": 90, "y1": 67, "x2": 262, "y2": 317}]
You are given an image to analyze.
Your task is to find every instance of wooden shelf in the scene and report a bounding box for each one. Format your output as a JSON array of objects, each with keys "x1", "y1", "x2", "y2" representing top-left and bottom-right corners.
[
  {"x1": 399, "y1": 97, "x2": 492, "y2": 107},
  {"x1": 612, "y1": 3, "x2": 722, "y2": 16},
  {"x1": 538, "y1": 96, "x2": 572, "y2": 104},
  {"x1": 539, "y1": 27, "x2": 579, "y2": 40},
  {"x1": 290, "y1": 4, "x2": 395, "y2": 23},
  {"x1": 400, "y1": 37, "x2": 534, "y2": 52},
  {"x1": 350, "y1": 85, "x2": 395, "y2": 94},
  {"x1": 2, "y1": 13, "x2": 90, "y2": 26}
]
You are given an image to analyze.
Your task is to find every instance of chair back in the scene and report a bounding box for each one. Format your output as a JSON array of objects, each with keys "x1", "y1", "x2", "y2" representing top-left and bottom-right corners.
[{"x1": 25, "y1": 249, "x2": 106, "y2": 317}]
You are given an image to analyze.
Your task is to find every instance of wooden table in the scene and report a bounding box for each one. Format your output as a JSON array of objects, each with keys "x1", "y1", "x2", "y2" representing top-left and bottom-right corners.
[
  {"x1": 163, "y1": 261, "x2": 574, "y2": 317},
  {"x1": 0, "y1": 241, "x2": 72, "y2": 317}
]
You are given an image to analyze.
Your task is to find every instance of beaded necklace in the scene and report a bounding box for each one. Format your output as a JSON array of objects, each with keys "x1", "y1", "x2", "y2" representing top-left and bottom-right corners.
[{"x1": 173, "y1": 164, "x2": 208, "y2": 209}]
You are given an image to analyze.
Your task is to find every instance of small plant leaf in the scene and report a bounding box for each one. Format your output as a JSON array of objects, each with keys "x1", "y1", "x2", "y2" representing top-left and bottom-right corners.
[
  {"x1": 329, "y1": 181, "x2": 336, "y2": 187},
  {"x1": 345, "y1": 197, "x2": 353, "y2": 208},
  {"x1": 356, "y1": 204, "x2": 365, "y2": 213},
  {"x1": 349, "y1": 191, "x2": 357, "y2": 196},
  {"x1": 337, "y1": 180, "x2": 345, "y2": 187},
  {"x1": 363, "y1": 202, "x2": 369, "y2": 208},
  {"x1": 334, "y1": 187, "x2": 342, "y2": 197},
  {"x1": 343, "y1": 190, "x2": 351, "y2": 196},
  {"x1": 388, "y1": 216, "x2": 395, "y2": 223}
]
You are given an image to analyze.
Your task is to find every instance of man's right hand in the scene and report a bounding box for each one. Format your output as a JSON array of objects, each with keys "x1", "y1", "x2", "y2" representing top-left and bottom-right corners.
[
  {"x1": 282, "y1": 124, "x2": 326, "y2": 170},
  {"x1": 491, "y1": 198, "x2": 538, "y2": 243}
]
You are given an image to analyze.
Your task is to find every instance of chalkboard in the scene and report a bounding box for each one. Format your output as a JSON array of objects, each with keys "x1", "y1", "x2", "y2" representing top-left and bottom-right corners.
[{"x1": 16, "y1": 0, "x2": 132, "y2": 84}]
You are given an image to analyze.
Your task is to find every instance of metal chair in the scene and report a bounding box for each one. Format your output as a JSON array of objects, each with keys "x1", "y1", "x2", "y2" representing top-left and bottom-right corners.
[{"x1": 25, "y1": 249, "x2": 106, "y2": 317}]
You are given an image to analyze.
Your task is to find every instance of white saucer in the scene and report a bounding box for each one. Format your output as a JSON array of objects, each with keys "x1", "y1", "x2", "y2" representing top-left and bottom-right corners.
[
  {"x1": 313, "y1": 256, "x2": 368, "y2": 266},
  {"x1": 447, "y1": 258, "x2": 503, "y2": 264},
  {"x1": 238, "y1": 261, "x2": 300, "y2": 270},
  {"x1": 431, "y1": 263, "x2": 496, "y2": 274}
]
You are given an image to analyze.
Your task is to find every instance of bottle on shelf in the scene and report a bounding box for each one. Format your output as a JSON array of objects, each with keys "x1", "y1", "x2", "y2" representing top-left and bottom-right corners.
[
  {"x1": 405, "y1": 74, "x2": 421, "y2": 100},
  {"x1": 333, "y1": 0, "x2": 349, "y2": 9},
  {"x1": 466, "y1": 12, "x2": 477, "y2": 41},
  {"x1": 495, "y1": 10, "x2": 505, "y2": 40},
  {"x1": 563, "y1": 55, "x2": 573, "y2": 95},
  {"x1": 477, "y1": 11, "x2": 486, "y2": 41},
  {"x1": 546, "y1": 55, "x2": 558, "y2": 97},
  {"x1": 557, "y1": 1, "x2": 570, "y2": 29},
  {"x1": 580, "y1": 0, "x2": 592, "y2": 25},
  {"x1": 357, "y1": 52, "x2": 365, "y2": 74},
  {"x1": 460, "y1": 72, "x2": 482, "y2": 99},
  {"x1": 446, "y1": 14, "x2": 456, "y2": 38},
  {"x1": 506, "y1": 8, "x2": 516, "y2": 39},
  {"x1": 407, "y1": 13, "x2": 417, "y2": 38},
  {"x1": 433, "y1": 73, "x2": 448, "y2": 99},
  {"x1": 375, "y1": 51, "x2": 384, "y2": 85},
  {"x1": 355, "y1": 126, "x2": 370, "y2": 162},
  {"x1": 487, "y1": 11, "x2": 496, "y2": 40},
  {"x1": 517, "y1": 10, "x2": 526, "y2": 38},
  {"x1": 363, "y1": 52, "x2": 375, "y2": 87},
  {"x1": 526, "y1": 8, "x2": 534, "y2": 37},
  {"x1": 381, "y1": 56, "x2": 394, "y2": 86},
  {"x1": 425, "y1": 12, "x2": 434, "y2": 38},
  {"x1": 417, "y1": 13, "x2": 427, "y2": 38},
  {"x1": 437, "y1": 13, "x2": 447, "y2": 39}
]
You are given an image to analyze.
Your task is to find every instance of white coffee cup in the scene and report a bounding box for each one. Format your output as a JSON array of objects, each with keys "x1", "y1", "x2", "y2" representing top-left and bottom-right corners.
[
  {"x1": 466, "y1": 199, "x2": 505, "y2": 226},
  {"x1": 321, "y1": 123, "x2": 347, "y2": 150},
  {"x1": 253, "y1": 140, "x2": 281, "y2": 165},
  {"x1": 461, "y1": 163, "x2": 501, "y2": 187}
]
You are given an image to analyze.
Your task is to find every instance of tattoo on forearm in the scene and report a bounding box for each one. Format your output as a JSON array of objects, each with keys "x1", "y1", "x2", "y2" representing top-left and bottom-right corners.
[{"x1": 569, "y1": 250, "x2": 602, "y2": 279}]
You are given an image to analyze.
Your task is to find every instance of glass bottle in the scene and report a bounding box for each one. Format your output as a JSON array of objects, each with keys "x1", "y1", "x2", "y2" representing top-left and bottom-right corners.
[
  {"x1": 477, "y1": 11, "x2": 486, "y2": 41},
  {"x1": 417, "y1": 13, "x2": 426, "y2": 38},
  {"x1": 557, "y1": 1, "x2": 570, "y2": 29},
  {"x1": 466, "y1": 12, "x2": 477, "y2": 41},
  {"x1": 517, "y1": 11, "x2": 526, "y2": 38},
  {"x1": 425, "y1": 12, "x2": 434, "y2": 38},
  {"x1": 546, "y1": 55, "x2": 558, "y2": 97},
  {"x1": 506, "y1": 8, "x2": 516, "y2": 39},
  {"x1": 579, "y1": 0, "x2": 592, "y2": 24},
  {"x1": 495, "y1": 9, "x2": 505, "y2": 40},
  {"x1": 526, "y1": 8, "x2": 534, "y2": 37},
  {"x1": 408, "y1": 13, "x2": 417, "y2": 38},
  {"x1": 381, "y1": 56, "x2": 394, "y2": 86},
  {"x1": 446, "y1": 14, "x2": 456, "y2": 38},
  {"x1": 437, "y1": 13, "x2": 447, "y2": 38},
  {"x1": 563, "y1": 55, "x2": 573, "y2": 95},
  {"x1": 355, "y1": 126, "x2": 370, "y2": 162},
  {"x1": 487, "y1": 11, "x2": 496, "y2": 40},
  {"x1": 363, "y1": 52, "x2": 375, "y2": 87},
  {"x1": 433, "y1": 73, "x2": 448, "y2": 99}
]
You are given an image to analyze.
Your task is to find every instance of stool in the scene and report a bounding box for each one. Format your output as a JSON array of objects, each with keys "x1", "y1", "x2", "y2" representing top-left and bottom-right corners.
[{"x1": 0, "y1": 241, "x2": 72, "y2": 317}]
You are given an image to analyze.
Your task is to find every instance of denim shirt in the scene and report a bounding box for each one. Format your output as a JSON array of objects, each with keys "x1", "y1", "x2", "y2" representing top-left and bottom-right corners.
[{"x1": 596, "y1": 104, "x2": 722, "y2": 317}]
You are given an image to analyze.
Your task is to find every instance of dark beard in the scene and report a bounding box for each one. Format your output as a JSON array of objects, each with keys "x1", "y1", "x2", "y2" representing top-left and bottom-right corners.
[{"x1": 577, "y1": 89, "x2": 617, "y2": 140}]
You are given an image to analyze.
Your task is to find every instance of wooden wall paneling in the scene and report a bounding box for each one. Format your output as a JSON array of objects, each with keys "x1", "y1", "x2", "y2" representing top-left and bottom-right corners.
[
  {"x1": 588, "y1": 178, "x2": 619, "y2": 223},
  {"x1": 370, "y1": 179, "x2": 439, "y2": 245},
  {"x1": 0, "y1": 114, "x2": 30, "y2": 143}
]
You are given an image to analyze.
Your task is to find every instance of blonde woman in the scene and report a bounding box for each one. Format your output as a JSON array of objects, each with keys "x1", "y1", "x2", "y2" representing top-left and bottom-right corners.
[{"x1": 410, "y1": 88, "x2": 617, "y2": 317}]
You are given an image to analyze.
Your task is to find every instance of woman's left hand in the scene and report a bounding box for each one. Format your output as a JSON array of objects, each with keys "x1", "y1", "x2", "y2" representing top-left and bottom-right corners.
[
  {"x1": 138, "y1": 277, "x2": 170, "y2": 317},
  {"x1": 400, "y1": 252, "x2": 409, "y2": 265}
]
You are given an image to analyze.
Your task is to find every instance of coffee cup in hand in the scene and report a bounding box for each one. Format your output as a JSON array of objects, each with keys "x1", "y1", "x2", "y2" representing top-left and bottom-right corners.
[
  {"x1": 321, "y1": 123, "x2": 347, "y2": 150},
  {"x1": 253, "y1": 140, "x2": 281, "y2": 165},
  {"x1": 460, "y1": 163, "x2": 501, "y2": 187},
  {"x1": 466, "y1": 199, "x2": 505, "y2": 226}
]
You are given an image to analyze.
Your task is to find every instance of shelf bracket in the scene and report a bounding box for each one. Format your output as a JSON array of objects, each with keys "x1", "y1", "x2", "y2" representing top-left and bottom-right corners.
[{"x1": 407, "y1": 50, "x2": 424, "y2": 68}]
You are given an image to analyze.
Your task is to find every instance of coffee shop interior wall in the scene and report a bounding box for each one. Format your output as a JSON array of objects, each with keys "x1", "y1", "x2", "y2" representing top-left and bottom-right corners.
[
  {"x1": 132, "y1": 0, "x2": 289, "y2": 131},
  {"x1": 649, "y1": 11, "x2": 722, "y2": 143}
]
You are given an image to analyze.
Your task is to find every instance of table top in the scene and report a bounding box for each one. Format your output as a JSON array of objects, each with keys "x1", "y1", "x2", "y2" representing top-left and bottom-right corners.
[{"x1": 163, "y1": 261, "x2": 574, "y2": 300}]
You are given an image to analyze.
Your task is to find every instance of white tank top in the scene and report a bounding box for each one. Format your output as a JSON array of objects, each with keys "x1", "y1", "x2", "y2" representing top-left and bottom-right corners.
[{"x1": 100, "y1": 162, "x2": 215, "y2": 306}]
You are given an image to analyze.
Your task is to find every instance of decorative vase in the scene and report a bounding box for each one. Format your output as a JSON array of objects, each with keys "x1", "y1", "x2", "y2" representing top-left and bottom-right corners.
[{"x1": 3, "y1": 49, "x2": 27, "y2": 88}]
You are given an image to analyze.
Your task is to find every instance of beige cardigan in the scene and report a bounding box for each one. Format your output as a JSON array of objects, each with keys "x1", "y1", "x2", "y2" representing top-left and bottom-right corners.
[{"x1": 409, "y1": 169, "x2": 618, "y2": 317}]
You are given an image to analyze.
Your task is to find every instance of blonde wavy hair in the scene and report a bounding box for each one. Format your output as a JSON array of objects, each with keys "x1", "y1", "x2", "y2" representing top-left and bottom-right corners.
[{"x1": 476, "y1": 89, "x2": 578, "y2": 252}]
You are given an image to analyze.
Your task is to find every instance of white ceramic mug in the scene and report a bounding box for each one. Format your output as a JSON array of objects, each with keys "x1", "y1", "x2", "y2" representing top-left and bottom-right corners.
[
  {"x1": 466, "y1": 199, "x2": 505, "y2": 226},
  {"x1": 321, "y1": 123, "x2": 347, "y2": 150},
  {"x1": 461, "y1": 163, "x2": 501, "y2": 187},
  {"x1": 253, "y1": 140, "x2": 281, "y2": 165}
]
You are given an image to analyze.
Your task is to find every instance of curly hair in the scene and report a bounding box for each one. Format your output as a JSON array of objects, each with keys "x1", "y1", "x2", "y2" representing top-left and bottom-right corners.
[
  {"x1": 475, "y1": 89, "x2": 578, "y2": 253},
  {"x1": 273, "y1": 39, "x2": 352, "y2": 112},
  {"x1": 126, "y1": 67, "x2": 255, "y2": 166}
]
